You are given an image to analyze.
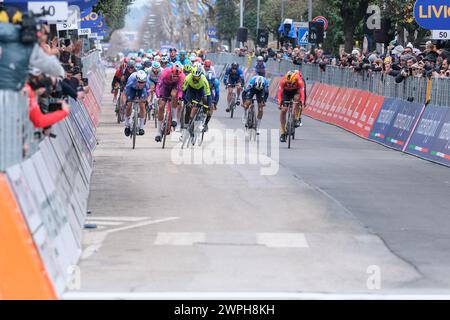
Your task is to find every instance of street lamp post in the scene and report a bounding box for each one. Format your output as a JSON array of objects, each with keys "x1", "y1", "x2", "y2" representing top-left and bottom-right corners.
[
  {"x1": 256, "y1": 0, "x2": 260, "y2": 37},
  {"x1": 240, "y1": 0, "x2": 243, "y2": 28}
]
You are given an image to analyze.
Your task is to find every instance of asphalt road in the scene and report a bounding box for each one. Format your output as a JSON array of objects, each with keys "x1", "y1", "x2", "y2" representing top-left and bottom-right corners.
[{"x1": 66, "y1": 69, "x2": 450, "y2": 298}]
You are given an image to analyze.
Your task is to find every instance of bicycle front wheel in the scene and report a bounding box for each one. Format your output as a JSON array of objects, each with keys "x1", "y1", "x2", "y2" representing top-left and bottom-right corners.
[{"x1": 132, "y1": 110, "x2": 138, "y2": 149}]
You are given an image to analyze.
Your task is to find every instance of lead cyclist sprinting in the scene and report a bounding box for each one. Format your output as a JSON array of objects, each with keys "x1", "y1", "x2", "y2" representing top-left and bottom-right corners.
[{"x1": 124, "y1": 70, "x2": 149, "y2": 136}]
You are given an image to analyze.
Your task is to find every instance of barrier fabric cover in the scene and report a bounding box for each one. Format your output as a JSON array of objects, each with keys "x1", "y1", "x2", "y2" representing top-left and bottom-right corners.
[{"x1": 406, "y1": 104, "x2": 450, "y2": 166}]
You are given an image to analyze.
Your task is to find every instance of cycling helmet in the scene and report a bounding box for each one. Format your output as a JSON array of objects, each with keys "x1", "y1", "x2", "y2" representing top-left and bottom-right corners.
[
  {"x1": 204, "y1": 59, "x2": 212, "y2": 67},
  {"x1": 124, "y1": 57, "x2": 130, "y2": 64},
  {"x1": 143, "y1": 59, "x2": 152, "y2": 68},
  {"x1": 192, "y1": 67, "x2": 203, "y2": 78},
  {"x1": 254, "y1": 76, "x2": 265, "y2": 90},
  {"x1": 171, "y1": 63, "x2": 182, "y2": 76},
  {"x1": 127, "y1": 60, "x2": 136, "y2": 68},
  {"x1": 179, "y1": 50, "x2": 186, "y2": 56},
  {"x1": 257, "y1": 56, "x2": 264, "y2": 62},
  {"x1": 136, "y1": 70, "x2": 147, "y2": 82},
  {"x1": 231, "y1": 62, "x2": 239, "y2": 69},
  {"x1": 285, "y1": 70, "x2": 298, "y2": 84},
  {"x1": 183, "y1": 64, "x2": 193, "y2": 74},
  {"x1": 189, "y1": 53, "x2": 197, "y2": 62},
  {"x1": 161, "y1": 56, "x2": 169, "y2": 63},
  {"x1": 135, "y1": 63, "x2": 143, "y2": 71},
  {"x1": 154, "y1": 55, "x2": 161, "y2": 62},
  {"x1": 174, "y1": 61, "x2": 183, "y2": 68},
  {"x1": 152, "y1": 61, "x2": 161, "y2": 69},
  {"x1": 206, "y1": 70, "x2": 215, "y2": 83},
  {"x1": 195, "y1": 57, "x2": 203, "y2": 63}
]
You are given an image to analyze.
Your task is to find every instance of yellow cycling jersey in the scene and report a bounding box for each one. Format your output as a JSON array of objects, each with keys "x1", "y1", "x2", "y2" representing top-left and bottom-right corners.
[{"x1": 182, "y1": 73, "x2": 211, "y2": 96}]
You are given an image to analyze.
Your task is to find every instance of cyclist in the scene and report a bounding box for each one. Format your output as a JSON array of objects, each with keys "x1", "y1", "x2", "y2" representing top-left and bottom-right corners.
[
  {"x1": 203, "y1": 59, "x2": 216, "y2": 77},
  {"x1": 183, "y1": 64, "x2": 193, "y2": 76},
  {"x1": 277, "y1": 70, "x2": 305, "y2": 143},
  {"x1": 182, "y1": 66, "x2": 212, "y2": 132},
  {"x1": 178, "y1": 50, "x2": 190, "y2": 65},
  {"x1": 160, "y1": 55, "x2": 170, "y2": 69},
  {"x1": 169, "y1": 47, "x2": 178, "y2": 64},
  {"x1": 205, "y1": 71, "x2": 220, "y2": 130},
  {"x1": 242, "y1": 75, "x2": 269, "y2": 135},
  {"x1": 253, "y1": 56, "x2": 266, "y2": 77},
  {"x1": 189, "y1": 53, "x2": 197, "y2": 65},
  {"x1": 111, "y1": 57, "x2": 129, "y2": 103},
  {"x1": 124, "y1": 70, "x2": 149, "y2": 137},
  {"x1": 135, "y1": 62, "x2": 144, "y2": 71},
  {"x1": 147, "y1": 61, "x2": 161, "y2": 106},
  {"x1": 155, "y1": 64, "x2": 185, "y2": 142},
  {"x1": 224, "y1": 62, "x2": 245, "y2": 112},
  {"x1": 115, "y1": 59, "x2": 136, "y2": 110}
]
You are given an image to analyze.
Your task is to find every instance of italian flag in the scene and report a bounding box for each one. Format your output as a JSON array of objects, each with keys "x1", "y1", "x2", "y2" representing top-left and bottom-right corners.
[
  {"x1": 408, "y1": 144, "x2": 429, "y2": 153},
  {"x1": 386, "y1": 137, "x2": 404, "y2": 146},
  {"x1": 431, "y1": 151, "x2": 450, "y2": 160}
]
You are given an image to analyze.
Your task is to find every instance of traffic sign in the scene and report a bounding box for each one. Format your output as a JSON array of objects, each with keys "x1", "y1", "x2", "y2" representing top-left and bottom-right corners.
[
  {"x1": 432, "y1": 30, "x2": 450, "y2": 40},
  {"x1": 309, "y1": 21, "x2": 324, "y2": 44},
  {"x1": 257, "y1": 29, "x2": 269, "y2": 47},
  {"x1": 298, "y1": 28, "x2": 308, "y2": 45},
  {"x1": 312, "y1": 16, "x2": 328, "y2": 31}
]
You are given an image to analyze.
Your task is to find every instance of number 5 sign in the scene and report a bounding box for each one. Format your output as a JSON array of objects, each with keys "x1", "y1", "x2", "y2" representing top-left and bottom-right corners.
[{"x1": 28, "y1": 2, "x2": 69, "y2": 22}]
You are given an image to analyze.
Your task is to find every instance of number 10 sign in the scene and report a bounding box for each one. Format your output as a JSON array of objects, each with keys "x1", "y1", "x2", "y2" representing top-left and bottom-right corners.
[{"x1": 28, "y1": 2, "x2": 69, "y2": 22}]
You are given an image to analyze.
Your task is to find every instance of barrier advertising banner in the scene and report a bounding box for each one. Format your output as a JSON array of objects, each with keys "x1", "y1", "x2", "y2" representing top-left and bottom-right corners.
[
  {"x1": 369, "y1": 98, "x2": 403, "y2": 144},
  {"x1": 355, "y1": 95, "x2": 385, "y2": 138},
  {"x1": 384, "y1": 101, "x2": 425, "y2": 151},
  {"x1": 406, "y1": 105, "x2": 448, "y2": 161},
  {"x1": 430, "y1": 108, "x2": 450, "y2": 166}
]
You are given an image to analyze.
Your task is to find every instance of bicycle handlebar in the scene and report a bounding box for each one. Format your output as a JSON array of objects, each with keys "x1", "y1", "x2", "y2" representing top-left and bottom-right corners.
[{"x1": 191, "y1": 99, "x2": 209, "y2": 109}]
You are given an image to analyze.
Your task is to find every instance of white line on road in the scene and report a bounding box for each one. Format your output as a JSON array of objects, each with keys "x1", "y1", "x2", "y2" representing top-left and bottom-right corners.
[
  {"x1": 84, "y1": 216, "x2": 151, "y2": 222},
  {"x1": 256, "y1": 233, "x2": 309, "y2": 248},
  {"x1": 81, "y1": 217, "x2": 180, "y2": 259},
  {"x1": 154, "y1": 232, "x2": 206, "y2": 246},
  {"x1": 85, "y1": 220, "x2": 124, "y2": 226},
  {"x1": 106, "y1": 217, "x2": 180, "y2": 234}
]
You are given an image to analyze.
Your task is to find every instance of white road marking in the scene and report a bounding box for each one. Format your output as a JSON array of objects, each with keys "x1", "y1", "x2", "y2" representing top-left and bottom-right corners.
[
  {"x1": 63, "y1": 291, "x2": 450, "y2": 300},
  {"x1": 85, "y1": 220, "x2": 124, "y2": 226},
  {"x1": 256, "y1": 233, "x2": 309, "y2": 248},
  {"x1": 154, "y1": 232, "x2": 206, "y2": 246},
  {"x1": 81, "y1": 217, "x2": 180, "y2": 259},
  {"x1": 106, "y1": 217, "x2": 180, "y2": 234},
  {"x1": 84, "y1": 216, "x2": 150, "y2": 222}
]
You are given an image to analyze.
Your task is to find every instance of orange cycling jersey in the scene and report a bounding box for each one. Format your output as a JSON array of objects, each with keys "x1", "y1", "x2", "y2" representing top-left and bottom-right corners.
[{"x1": 277, "y1": 70, "x2": 305, "y2": 105}]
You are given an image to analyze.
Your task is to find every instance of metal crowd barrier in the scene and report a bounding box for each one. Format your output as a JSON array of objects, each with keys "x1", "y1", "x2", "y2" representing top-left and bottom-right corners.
[
  {"x1": 0, "y1": 51, "x2": 103, "y2": 172},
  {"x1": 206, "y1": 52, "x2": 449, "y2": 107}
]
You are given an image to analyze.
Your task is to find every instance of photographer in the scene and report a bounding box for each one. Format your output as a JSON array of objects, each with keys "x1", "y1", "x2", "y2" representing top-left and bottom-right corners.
[
  {"x1": 26, "y1": 68, "x2": 70, "y2": 131},
  {"x1": 62, "y1": 65, "x2": 87, "y2": 100},
  {"x1": 395, "y1": 55, "x2": 416, "y2": 83}
]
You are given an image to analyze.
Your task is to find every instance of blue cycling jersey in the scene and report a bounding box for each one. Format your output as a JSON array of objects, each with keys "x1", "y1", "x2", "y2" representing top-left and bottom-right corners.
[
  {"x1": 208, "y1": 78, "x2": 220, "y2": 103},
  {"x1": 253, "y1": 62, "x2": 266, "y2": 77},
  {"x1": 223, "y1": 67, "x2": 245, "y2": 86}
]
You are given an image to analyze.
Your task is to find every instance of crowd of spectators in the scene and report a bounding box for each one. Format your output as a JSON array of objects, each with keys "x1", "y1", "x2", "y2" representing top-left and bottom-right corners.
[
  {"x1": 237, "y1": 39, "x2": 450, "y2": 83},
  {"x1": 0, "y1": 6, "x2": 91, "y2": 141}
]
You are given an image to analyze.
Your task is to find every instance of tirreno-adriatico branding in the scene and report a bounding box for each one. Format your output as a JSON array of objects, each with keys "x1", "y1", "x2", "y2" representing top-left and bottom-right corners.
[{"x1": 414, "y1": 0, "x2": 450, "y2": 30}]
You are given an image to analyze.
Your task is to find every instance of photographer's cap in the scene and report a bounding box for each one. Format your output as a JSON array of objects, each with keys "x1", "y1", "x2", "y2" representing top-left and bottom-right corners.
[
  {"x1": 392, "y1": 45, "x2": 404, "y2": 55},
  {"x1": 28, "y1": 67, "x2": 42, "y2": 76}
]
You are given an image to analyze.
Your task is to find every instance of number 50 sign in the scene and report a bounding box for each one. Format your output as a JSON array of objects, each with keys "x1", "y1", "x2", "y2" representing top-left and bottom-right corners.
[
  {"x1": 28, "y1": 1, "x2": 69, "y2": 22},
  {"x1": 432, "y1": 30, "x2": 450, "y2": 40}
]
